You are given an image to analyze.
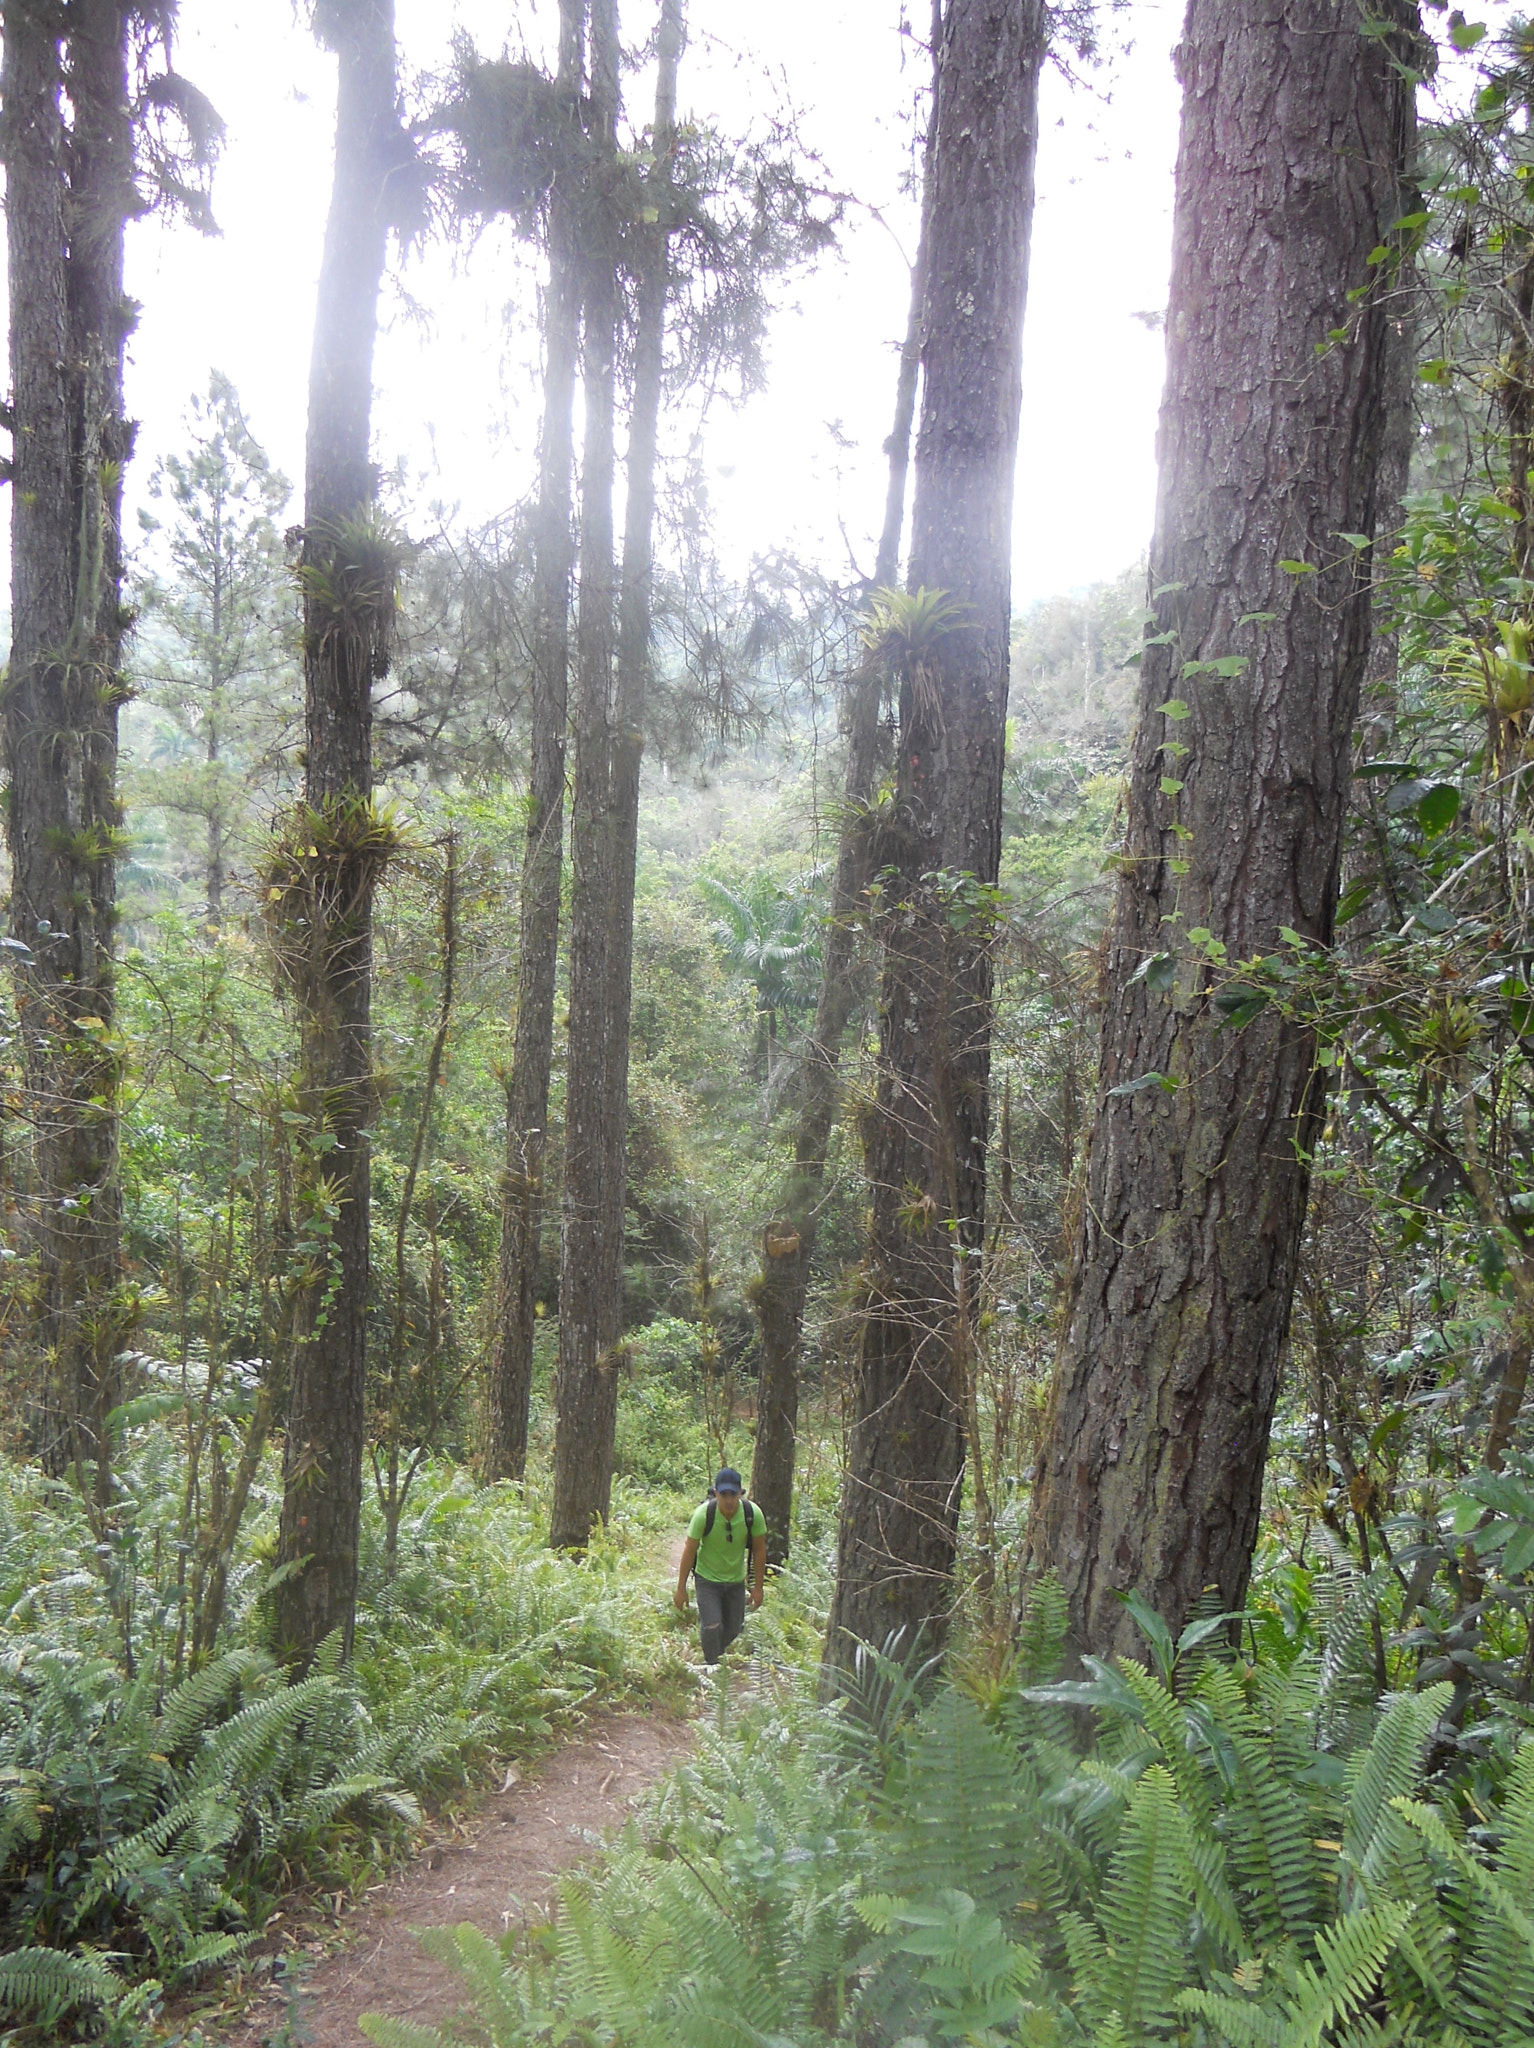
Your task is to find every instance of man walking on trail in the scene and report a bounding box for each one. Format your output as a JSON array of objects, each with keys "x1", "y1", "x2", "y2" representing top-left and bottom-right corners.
[{"x1": 674, "y1": 1467, "x2": 767, "y2": 1665}]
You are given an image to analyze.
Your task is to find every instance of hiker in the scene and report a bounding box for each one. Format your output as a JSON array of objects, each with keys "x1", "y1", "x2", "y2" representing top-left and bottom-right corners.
[{"x1": 673, "y1": 1467, "x2": 766, "y2": 1664}]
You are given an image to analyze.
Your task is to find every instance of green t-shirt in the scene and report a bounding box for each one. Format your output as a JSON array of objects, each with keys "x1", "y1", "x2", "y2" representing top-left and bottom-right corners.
[{"x1": 687, "y1": 1499, "x2": 766, "y2": 1584}]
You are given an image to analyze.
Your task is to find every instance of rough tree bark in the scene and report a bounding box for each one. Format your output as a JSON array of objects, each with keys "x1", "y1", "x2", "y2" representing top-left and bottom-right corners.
[
  {"x1": 484, "y1": 0, "x2": 586, "y2": 1483},
  {"x1": 1024, "y1": 0, "x2": 1422, "y2": 1662},
  {"x1": 749, "y1": 65, "x2": 934, "y2": 1565},
  {"x1": 274, "y1": 0, "x2": 406, "y2": 1665},
  {"x1": 2, "y1": 0, "x2": 136, "y2": 1482},
  {"x1": 823, "y1": 0, "x2": 1046, "y2": 1668},
  {"x1": 548, "y1": 0, "x2": 624, "y2": 1551},
  {"x1": 548, "y1": 0, "x2": 685, "y2": 1549}
]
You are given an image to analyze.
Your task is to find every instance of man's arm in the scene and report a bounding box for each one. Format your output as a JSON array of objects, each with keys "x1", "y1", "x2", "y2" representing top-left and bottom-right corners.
[
  {"x1": 750, "y1": 1533, "x2": 766, "y2": 1608},
  {"x1": 674, "y1": 1538, "x2": 699, "y2": 1609}
]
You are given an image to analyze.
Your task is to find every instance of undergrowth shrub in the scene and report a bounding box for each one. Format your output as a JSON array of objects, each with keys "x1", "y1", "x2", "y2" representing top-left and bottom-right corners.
[
  {"x1": 363, "y1": 1584, "x2": 1534, "y2": 2048},
  {"x1": 0, "y1": 1440, "x2": 691, "y2": 2041}
]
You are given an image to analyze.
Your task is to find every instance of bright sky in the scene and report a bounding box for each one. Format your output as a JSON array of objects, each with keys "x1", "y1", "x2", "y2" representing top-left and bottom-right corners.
[{"x1": 120, "y1": 0, "x2": 1182, "y2": 606}]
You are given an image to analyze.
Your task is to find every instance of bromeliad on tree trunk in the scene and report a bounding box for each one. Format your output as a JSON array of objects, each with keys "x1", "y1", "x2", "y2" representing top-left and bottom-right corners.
[{"x1": 274, "y1": 0, "x2": 420, "y2": 1668}]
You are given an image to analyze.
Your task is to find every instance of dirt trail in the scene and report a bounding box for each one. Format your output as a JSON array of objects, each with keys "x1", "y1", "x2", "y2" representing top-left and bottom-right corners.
[{"x1": 214, "y1": 1711, "x2": 695, "y2": 2048}]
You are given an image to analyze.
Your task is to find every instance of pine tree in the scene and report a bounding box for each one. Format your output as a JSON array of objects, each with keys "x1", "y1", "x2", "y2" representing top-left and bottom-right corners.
[
  {"x1": 482, "y1": 0, "x2": 587, "y2": 1484},
  {"x1": 549, "y1": 0, "x2": 685, "y2": 1547},
  {"x1": 273, "y1": 0, "x2": 416, "y2": 1667},
  {"x1": 825, "y1": 0, "x2": 1047, "y2": 1667},
  {"x1": 749, "y1": 3, "x2": 936, "y2": 1564},
  {"x1": 130, "y1": 374, "x2": 296, "y2": 925},
  {"x1": 1025, "y1": 0, "x2": 1424, "y2": 1659},
  {"x1": 0, "y1": 0, "x2": 218, "y2": 1479}
]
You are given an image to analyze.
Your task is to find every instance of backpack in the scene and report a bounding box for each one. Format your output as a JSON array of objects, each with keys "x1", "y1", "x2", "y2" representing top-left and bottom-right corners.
[{"x1": 699, "y1": 1494, "x2": 755, "y2": 1549}]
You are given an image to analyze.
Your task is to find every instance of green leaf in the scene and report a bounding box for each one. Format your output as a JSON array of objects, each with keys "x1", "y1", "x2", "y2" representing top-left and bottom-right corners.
[
  {"x1": 1129, "y1": 951, "x2": 1177, "y2": 994},
  {"x1": 1416, "y1": 782, "x2": 1461, "y2": 835},
  {"x1": 1215, "y1": 991, "x2": 1270, "y2": 1029},
  {"x1": 1159, "y1": 777, "x2": 1184, "y2": 796},
  {"x1": 1118, "y1": 1589, "x2": 1175, "y2": 1681},
  {"x1": 106, "y1": 1390, "x2": 191, "y2": 1433},
  {"x1": 1448, "y1": 13, "x2": 1487, "y2": 50},
  {"x1": 1106, "y1": 1070, "x2": 1177, "y2": 1099},
  {"x1": 1410, "y1": 901, "x2": 1456, "y2": 934},
  {"x1": 1156, "y1": 698, "x2": 1191, "y2": 721},
  {"x1": 1279, "y1": 559, "x2": 1317, "y2": 575}
]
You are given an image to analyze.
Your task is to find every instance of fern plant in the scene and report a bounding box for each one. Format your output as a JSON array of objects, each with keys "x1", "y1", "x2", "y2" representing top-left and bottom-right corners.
[
  {"x1": 0, "y1": 1641, "x2": 422, "y2": 2030},
  {"x1": 368, "y1": 1606, "x2": 1534, "y2": 2048}
]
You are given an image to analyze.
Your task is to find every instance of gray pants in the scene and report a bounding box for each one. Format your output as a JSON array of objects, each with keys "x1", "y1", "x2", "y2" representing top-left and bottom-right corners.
[{"x1": 695, "y1": 1576, "x2": 746, "y2": 1665}]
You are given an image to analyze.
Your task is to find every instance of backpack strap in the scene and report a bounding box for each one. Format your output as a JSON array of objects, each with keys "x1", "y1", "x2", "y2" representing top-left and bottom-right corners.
[{"x1": 698, "y1": 1498, "x2": 754, "y2": 1548}]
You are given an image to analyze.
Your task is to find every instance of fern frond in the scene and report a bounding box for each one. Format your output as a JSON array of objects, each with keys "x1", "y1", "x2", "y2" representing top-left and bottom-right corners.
[
  {"x1": 1113, "y1": 1660, "x2": 1216, "y2": 1833},
  {"x1": 186, "y1": 1670, "x2": 337, "y2": 1793},
  {"x1": 419, "y1": 1922, "x2": 537, "y2": 2042},
  {"x1": 1077, "y1": 1764, "x2": 1194, "y2": 2036},
  {"x1": 1454, "y1": 1739, "x2": 1534, "y2": 2042},
  {"x1": 1179, "y1": 1904, "x2": 1410, "y2": 2048},
  {"x1": 1195, "y1": 1663, "x2": 1322, "y2": 1945},
  {"x1": 1395, "y1": 1781, "x2": 1534, "y2": 2043},
  {"x1": 1294, "y1": 1901, "x2": 1415, "y2": 2044},
  {"x1": 876, "y1": 1688, "x2": 1035, "y2": 1915},
  {"x1": 296, "y1": 1772, "x2": 419, "y2": 1830},
  {"x1": 165, "y1": 1927, "x2": 257, "y2": 1982},
  {"x1": 0, "y1": 1945, "x2": 121, "y2": 2018},
  {"x1": 0, "y1": 1766, "x2": 45, "y2": 1863},
  {"x1": 1341, "y1": 1685, "x2": 1452, "y2": 1896},
  {"x1": 358, "y1": 2016, "x2": 455, "y2": 2048},
  {"x1": 155, "y1": 1646, "x2": 272, "y2": 1754}
]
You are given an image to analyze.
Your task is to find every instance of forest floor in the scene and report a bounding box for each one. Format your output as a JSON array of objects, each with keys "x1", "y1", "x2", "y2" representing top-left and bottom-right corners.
[
  {"x1": 178, "y1": 1536, "x2": 703, "y2": 2047},
  {"x1": 196, "y1": 1706, "x2": 697, "y2": 2048}
]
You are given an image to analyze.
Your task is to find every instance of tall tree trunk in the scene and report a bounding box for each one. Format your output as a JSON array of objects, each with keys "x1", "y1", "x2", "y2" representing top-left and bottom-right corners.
[
  {"x1": 2, "y1": 0, "x2": 135, "y2": 1485},
  {"x1": 549, "y1": 0, "x2": 623, "y2": 1551},
  {"x1": 824, "y1": 0, "x2": 1045, "y2": 1668},
  {"x1": 207, "y1": 708, "x2": 226, "y2": 926},
  {"x1": 749, "y1": 6, "x2": 938, "y2": 1568},
  {"x1": 484, "y1": 0, "x2": 586, "y2": 1483},
  {"x1": 274, "y1": 0, "x2": 402, "y2": 1666},
  {"x1": 1023, "y1": 0, "x2": 1422, "y2": 1663},
  {"x1": 599, "y1": 0, "x2": 682, "y2": 1385}
]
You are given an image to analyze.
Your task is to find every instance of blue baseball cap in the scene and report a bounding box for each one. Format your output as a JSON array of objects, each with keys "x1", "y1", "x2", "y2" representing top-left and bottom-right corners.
[{"x1": 714, "y1": 1467, "x2": 743, "y2": 1494}]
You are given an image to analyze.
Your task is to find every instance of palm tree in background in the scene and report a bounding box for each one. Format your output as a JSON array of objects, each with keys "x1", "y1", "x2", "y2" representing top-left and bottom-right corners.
[{"x1": 698, "y1": 872, "x2": 822, "y2": 1080}]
